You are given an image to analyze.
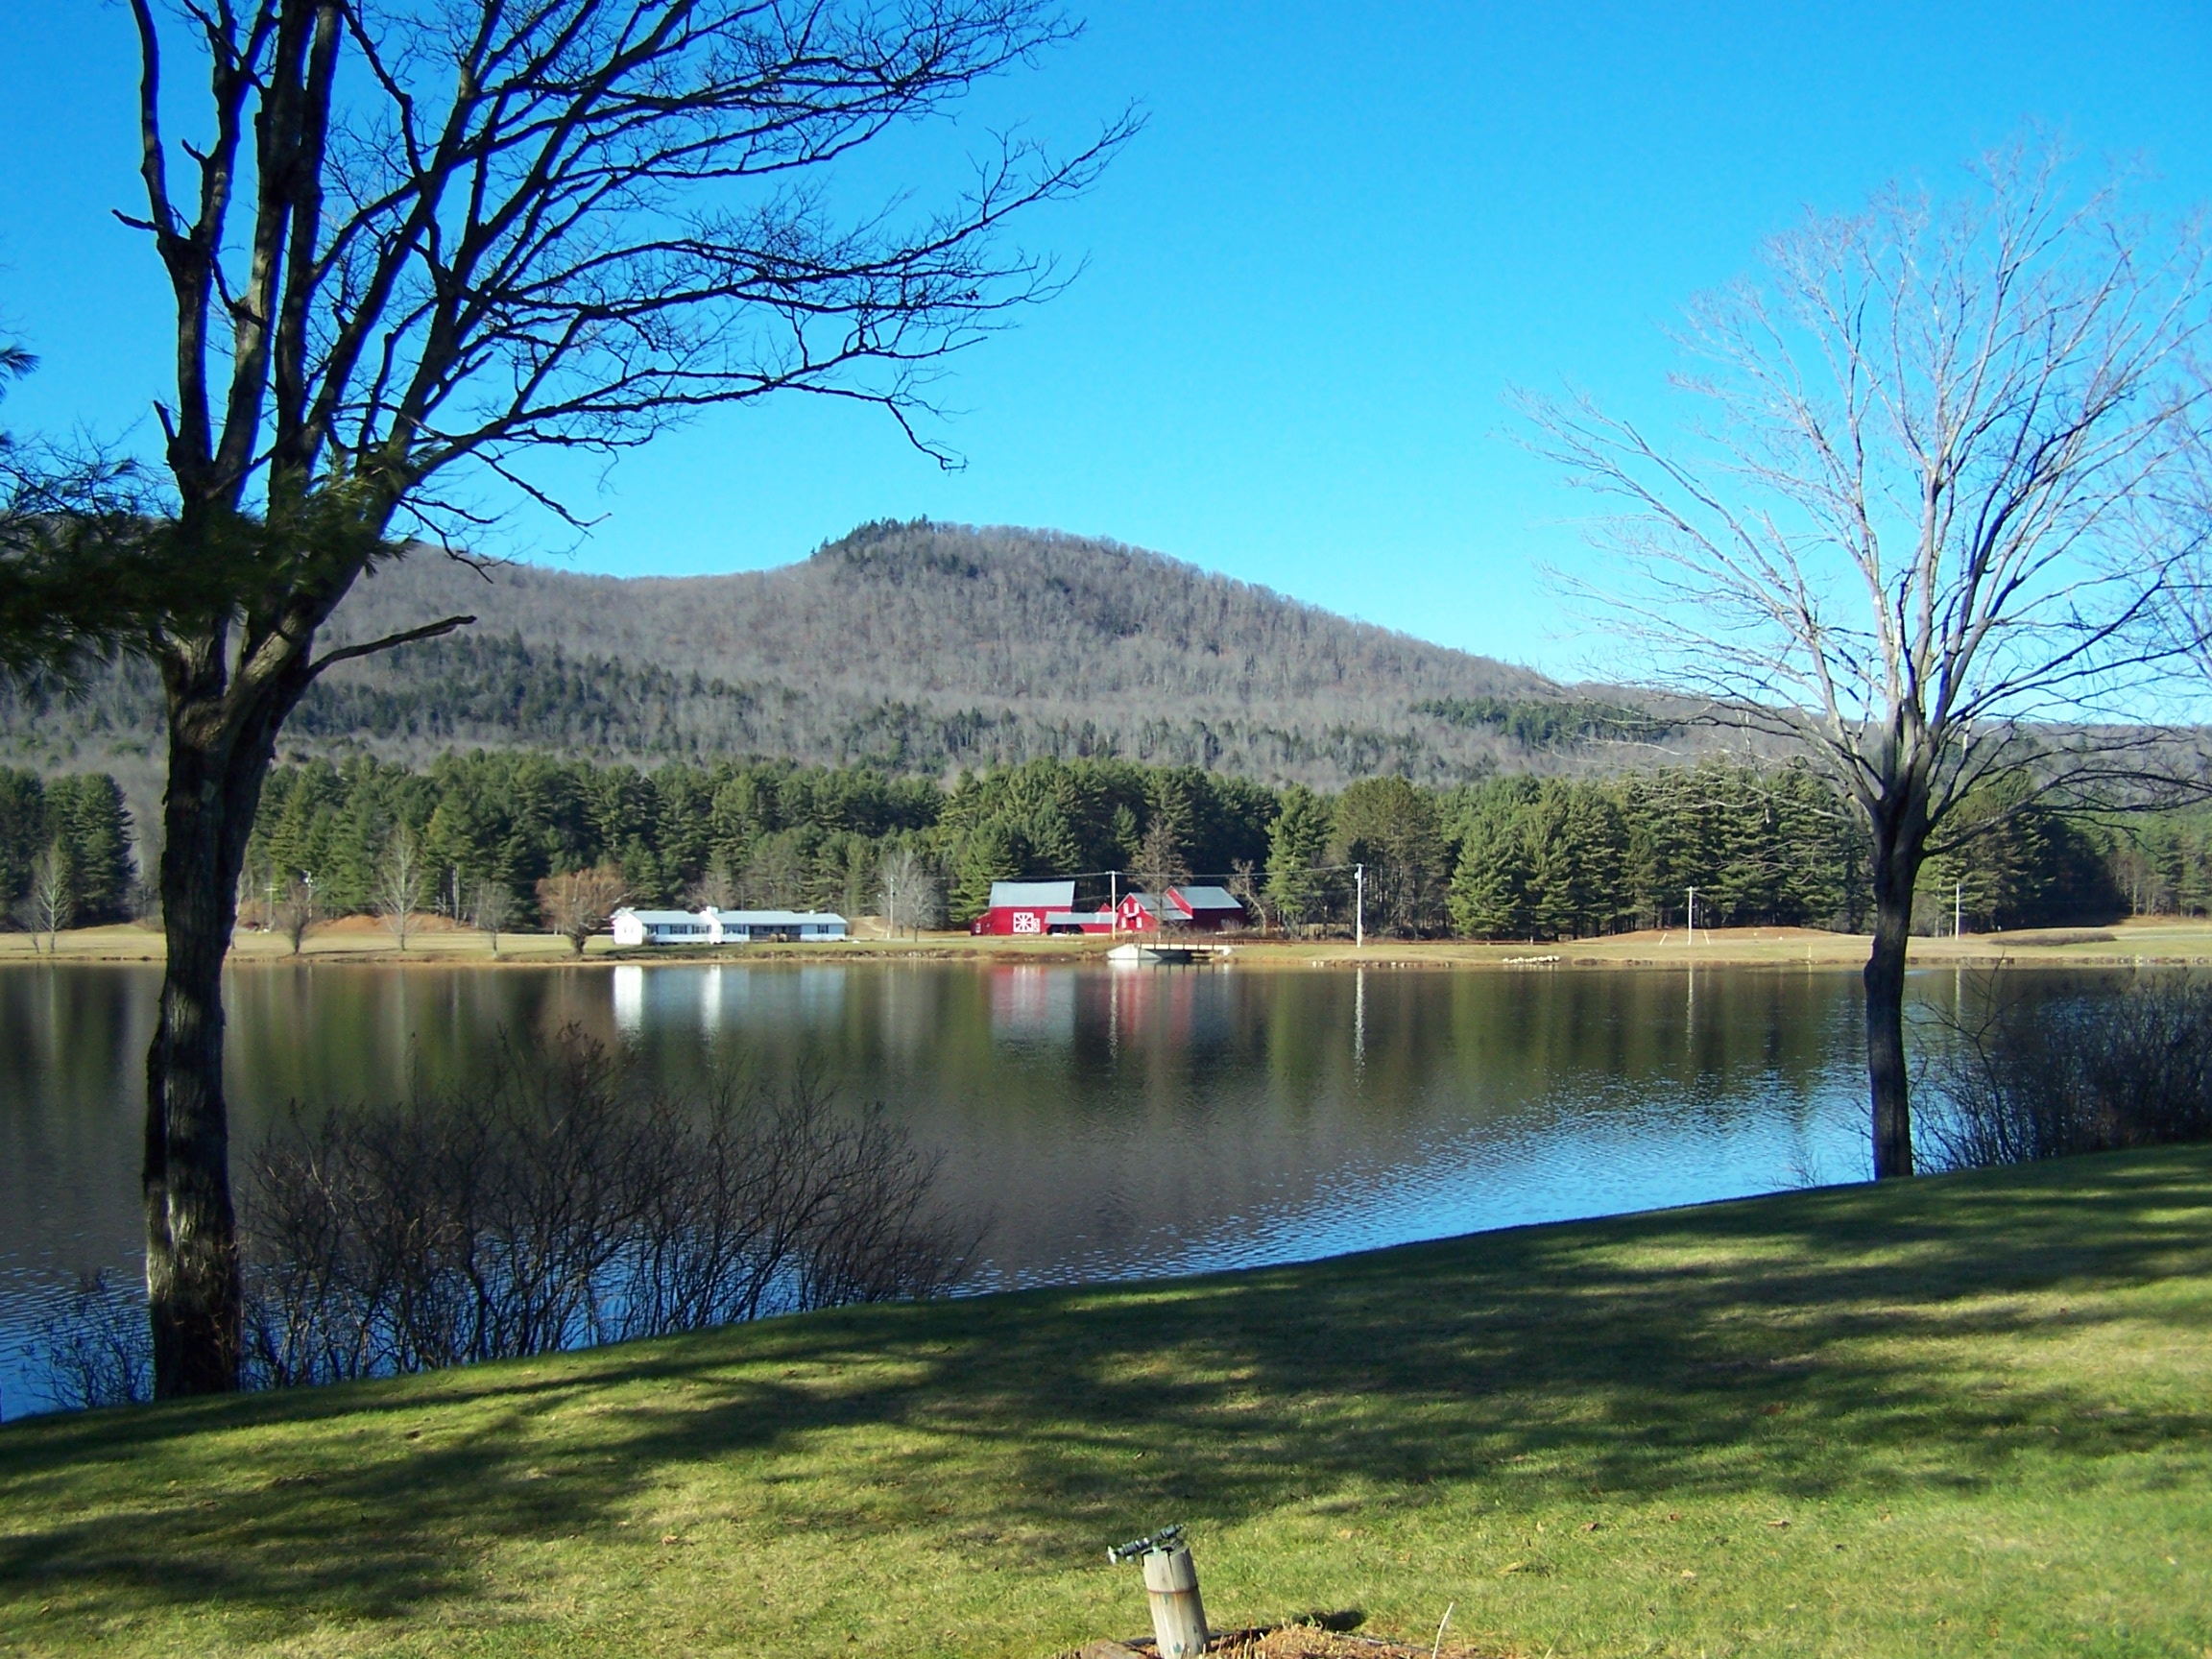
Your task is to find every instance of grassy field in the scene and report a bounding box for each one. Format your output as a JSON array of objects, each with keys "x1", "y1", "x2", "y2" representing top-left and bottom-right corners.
[
  {"x1": 12, "y1": 914, "x2": 2212, "y2": 970},
  {"x1": 4, "y1": 1150, "x2": 2210, "y2": 1657}
]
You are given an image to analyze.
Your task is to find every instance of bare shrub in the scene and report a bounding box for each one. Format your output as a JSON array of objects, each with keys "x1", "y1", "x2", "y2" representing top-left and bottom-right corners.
[
  {"x1": 273, "y1": 877, "x2": 318, "y2": 954},
  {"x1": 537, "y1": 865, "x2": 627, "y2": 955},
  {"x1": 1922, "y1": 976, "x2": 2212, "y2": 1169},
  {"x1": 373, "y1": 826, "x2": 425, "y2": 950},
  {"x1": 33, "y1": 1269, "x2": 152, "y2": 1410},
  {"x1": 469, "y1": 880, "x2": 517, "y2": 956},
  {"x1": 240, "y1": 1028, "x2": 975, "y2": 1387}
]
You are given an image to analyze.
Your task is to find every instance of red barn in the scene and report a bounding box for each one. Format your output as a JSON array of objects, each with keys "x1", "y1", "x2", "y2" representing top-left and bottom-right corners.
[
  {"x1": 971, "y1": 880, "x2": 1078, "y2": 936},
  {"x1": 1116, "y1": 892, "x2": 1165, "y2": 931},
  {"x1": 1166, "y1": 884, "x2": 1250, "y2": 931}
]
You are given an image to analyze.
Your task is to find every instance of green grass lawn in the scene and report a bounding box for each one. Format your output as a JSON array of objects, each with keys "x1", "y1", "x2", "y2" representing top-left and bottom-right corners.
[{"x1": 5, "y1": 1149, "x2": 2211, "y2": 1657}]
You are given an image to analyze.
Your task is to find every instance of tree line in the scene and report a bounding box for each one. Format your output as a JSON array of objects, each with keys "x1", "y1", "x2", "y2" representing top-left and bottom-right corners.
[
  {"x1": 3, "y1": 751, "x2": 2155, "y2": 945},
  {"x1": 189, "y1": 752, "x2": 2143, "y2": 940}
]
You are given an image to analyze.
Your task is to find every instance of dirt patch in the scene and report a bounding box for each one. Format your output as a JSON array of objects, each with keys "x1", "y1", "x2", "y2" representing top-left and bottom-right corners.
[{"x1": 1072, "y1": 1627, "x2": 1496, "y2": 1659}]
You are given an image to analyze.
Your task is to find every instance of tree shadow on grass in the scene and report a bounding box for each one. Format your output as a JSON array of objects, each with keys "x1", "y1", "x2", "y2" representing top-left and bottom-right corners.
[{"x1": 3, "y1": 1145, "x2": 2209, "y2": 1636}]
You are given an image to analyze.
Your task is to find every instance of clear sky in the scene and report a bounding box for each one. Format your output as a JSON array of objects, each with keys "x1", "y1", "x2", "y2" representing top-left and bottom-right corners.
[{"x1": 3, "y1": 2, "x2": 2208, "y2": 678}]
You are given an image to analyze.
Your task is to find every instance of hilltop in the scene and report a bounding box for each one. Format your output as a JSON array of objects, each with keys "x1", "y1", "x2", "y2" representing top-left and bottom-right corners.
[{"x1": 1, "y1": 520, "x2": 1695, "y2": 791}]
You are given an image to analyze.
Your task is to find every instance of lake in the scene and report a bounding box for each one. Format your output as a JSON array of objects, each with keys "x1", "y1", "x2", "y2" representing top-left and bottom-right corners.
[{"x1": 2, "y1": 958, "x2": 1915, "y2": 1415}]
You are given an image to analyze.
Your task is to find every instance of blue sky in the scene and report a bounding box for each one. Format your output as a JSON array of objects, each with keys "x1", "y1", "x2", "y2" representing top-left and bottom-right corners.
[{"x1": 3, "y1": 2, "x2": 2208, "y2": 677}]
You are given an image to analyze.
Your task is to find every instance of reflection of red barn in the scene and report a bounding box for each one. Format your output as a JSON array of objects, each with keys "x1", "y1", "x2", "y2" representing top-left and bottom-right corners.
[{"x1": 972, "y1": 880, "x2": 1078, "y2": 936}]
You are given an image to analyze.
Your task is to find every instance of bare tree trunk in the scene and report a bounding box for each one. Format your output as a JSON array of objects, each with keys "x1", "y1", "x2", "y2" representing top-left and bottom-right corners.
[
  {"x1": 1863, "y1": 817, "x2": 1921, "y2": 1180},
  {"x1": 143, "y1": 640, "x2": 305, "y2": 1395}
]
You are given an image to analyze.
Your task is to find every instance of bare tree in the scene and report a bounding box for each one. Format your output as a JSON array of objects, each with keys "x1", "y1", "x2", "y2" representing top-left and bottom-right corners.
[
  {"x1": 1528, "y1": 141, "x2": 2212, "y2": 1177},
  {"x1": 1226, "y1": 857, "x2": 1266, "y2": 933},
  {"x1": 683, "y1": 854, "x2": 739, "y2": 914},
  {"x1": 93, "y1": 0, "x2": 1128, "y2": 1394},
  {"x1": 373, "y1": 826, "x2": 425, "y2": 950},
  {"x1": 273, "y1": 875, "x2": 318, "y2": 955},
  {"x1": 877, "y1": 843, "x2": 941, "y2": 936},
  {"x1": 538, "y1": 865, "x2": 627, "y2": 956},
  {"x1": 30, "y1": 843, "x2": 75, "y2": 951},
  {"x1": 469, "y1": 879, "x2": 517, "y2": 957},
  {"x1": 1132, "y1": 818, "x2": 1188, "y2": 896}
]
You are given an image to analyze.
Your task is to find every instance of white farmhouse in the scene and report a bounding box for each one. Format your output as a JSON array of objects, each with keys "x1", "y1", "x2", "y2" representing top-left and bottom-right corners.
[
  {"x1": 609, "y1": 907, "x2": 718, "y2": 947},
  {"x1": 711, "y1": 909, "x2": 847, "y2": 942},
  {"x1": 608, "y1": 906, "x2": 848, "y2": 946}
]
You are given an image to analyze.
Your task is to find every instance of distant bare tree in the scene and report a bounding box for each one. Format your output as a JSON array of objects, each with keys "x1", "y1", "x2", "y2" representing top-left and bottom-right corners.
[
  {"x1": 30, "y1": 843, "x2": 74, "y2": 950},
  {"x1": 1527, "y1": 140, "x2": 2212, "y2": 1177},
  {"x1": 684, "y1": 855, "x2": 739, "y2": 914},
  {"x1": 373, "y1": 828, "x2": 425, "y2": 951},
  {"x1": 1226, "y1": 858, "x2": 1265, "y2": 933},
  {"x1": 273, "y1": 877, "x2": 318, "y2": 955},
  {"x1": 538, "y1": 865, "x2": 627, "y2": 956},
  {"x1": 469, "y1": 881, "x2": 517, "y2": 958},
  {"x1": 1133, "y1": 819, "x2": 1188, "y2": 895},
  {"x1": 877, "y1": 844, "x2": 942, "y2": 936},
  {"x1": 742, "y1": 835, "x2": 808, "y2": 910}
]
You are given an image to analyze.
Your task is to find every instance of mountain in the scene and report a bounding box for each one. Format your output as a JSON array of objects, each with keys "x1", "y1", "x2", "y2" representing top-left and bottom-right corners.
[{"x1": 3, "y1": 519, "x2": 1694, "y2": 792}]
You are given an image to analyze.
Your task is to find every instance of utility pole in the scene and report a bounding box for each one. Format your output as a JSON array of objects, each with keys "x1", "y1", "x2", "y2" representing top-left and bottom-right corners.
[
  {"x1": 1355, "y1": 863, "x2": 1365, "y2": 950},
  {"x1": 1955, "y1": 882, "x2": 1963, "y2": 940},
  {"x1": 1685, "y1": 885, "x2": 1696, "y2": 946},
  {"x1": 1111, "y1": 869, "x2": 1119, "y2": 938}
]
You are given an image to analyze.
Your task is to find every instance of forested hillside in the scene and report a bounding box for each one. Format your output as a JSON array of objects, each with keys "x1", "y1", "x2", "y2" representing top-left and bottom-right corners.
[{"x1": 0, "y1": 520, "x2": 1708, "y2": 800}]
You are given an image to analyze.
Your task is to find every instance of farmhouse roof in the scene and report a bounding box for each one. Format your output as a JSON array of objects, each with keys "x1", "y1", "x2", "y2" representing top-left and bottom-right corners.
[
  {"x1": 712, "y1": 910, "x2": 848, "y2": 926},
  {"x1": 986, "y1": 880, "x2": 1076, "y2": 909},
  {"x1": 614, "y1": 908, "x2": 707, "y2": 925}
]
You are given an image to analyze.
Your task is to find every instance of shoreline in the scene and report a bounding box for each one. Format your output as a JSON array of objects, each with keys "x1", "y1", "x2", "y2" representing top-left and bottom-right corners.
[{"x1": 9, "y1": 916, "x2": 2212, "y2": 970}]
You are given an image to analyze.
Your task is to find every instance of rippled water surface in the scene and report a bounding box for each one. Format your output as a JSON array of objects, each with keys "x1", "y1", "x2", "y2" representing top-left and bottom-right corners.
[{"x1": 2, "y1": 958, "x2": 1899, "y2": 1413}]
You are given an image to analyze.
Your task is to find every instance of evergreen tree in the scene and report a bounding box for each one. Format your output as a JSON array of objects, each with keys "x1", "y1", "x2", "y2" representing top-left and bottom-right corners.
[
  {"x1": 951, "y1": 822, "x2": 1026, "y2": 924},
  {"x1": 45, "y1": 774, "x2": 133, "y2": 923},
  {"x1": 0, "y1": 766, "x2": 47, "y2": 914},
  {"x1": 1332, "y1": 776, "x2": 1449, "y2": 936},
  {"x1": 1449, "y1": 810, "x2": 1534, "y2": 939},
  {"x1": 1265, "y1": 785, "x2": 1333, "y2": 929}
]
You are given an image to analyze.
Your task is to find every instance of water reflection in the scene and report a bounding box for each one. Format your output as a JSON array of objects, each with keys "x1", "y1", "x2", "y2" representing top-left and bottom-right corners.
[{"x1": 3, "y1": 959, "x2": 1929, "y2": 1413}]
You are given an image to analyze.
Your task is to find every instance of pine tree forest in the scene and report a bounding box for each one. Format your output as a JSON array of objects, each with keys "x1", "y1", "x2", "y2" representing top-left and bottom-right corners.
[{"x1": 6, "y1": 753, "x2": 2174, "y2": 940}]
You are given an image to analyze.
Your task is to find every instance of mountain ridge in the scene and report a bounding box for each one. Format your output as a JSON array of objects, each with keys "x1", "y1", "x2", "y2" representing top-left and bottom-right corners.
[{"x1": 4, "y1": 519, "x2": 1690, "y2": 793}]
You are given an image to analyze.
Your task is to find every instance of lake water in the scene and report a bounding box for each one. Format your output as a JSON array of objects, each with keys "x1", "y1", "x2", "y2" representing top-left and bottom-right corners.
[{"x1": 2, "y1": 958, "x2": 1913, "y2": 1415}]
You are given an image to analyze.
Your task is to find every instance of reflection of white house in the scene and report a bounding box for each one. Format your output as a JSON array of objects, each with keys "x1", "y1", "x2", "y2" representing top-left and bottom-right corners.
[{"x1": 610, "y1": 906, "x2": 847, "y2": 946}]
